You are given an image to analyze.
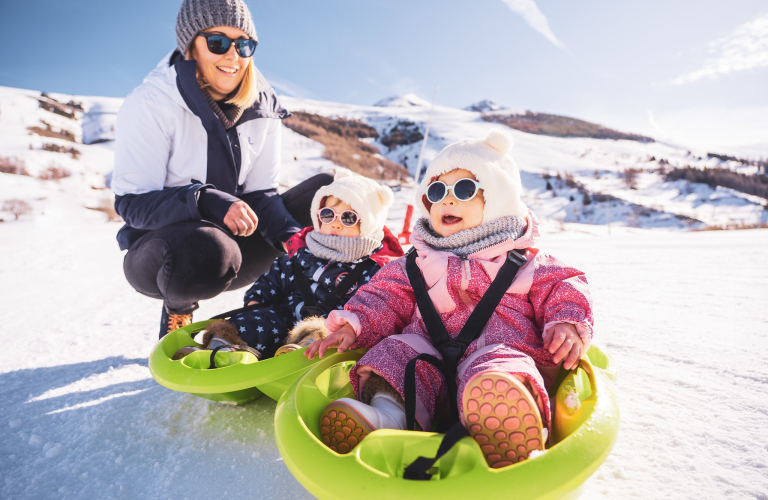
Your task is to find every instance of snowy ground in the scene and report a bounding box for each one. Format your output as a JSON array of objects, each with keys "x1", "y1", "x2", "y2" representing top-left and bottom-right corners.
[
  {"x1": 1, "y1": 86, "x2": 768, "y2": 499},
  {"x1": 2, "y1": 190, "x2": 767, "y2": 499}
]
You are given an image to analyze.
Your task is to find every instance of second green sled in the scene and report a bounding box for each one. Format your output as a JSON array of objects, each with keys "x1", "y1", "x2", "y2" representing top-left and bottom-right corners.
[
  {"x1": 275, "y1": 345, "x2": 619, "y2": 500},
  {"x1": 148, "y1": 320, "x2": 325, "y2": 404}
]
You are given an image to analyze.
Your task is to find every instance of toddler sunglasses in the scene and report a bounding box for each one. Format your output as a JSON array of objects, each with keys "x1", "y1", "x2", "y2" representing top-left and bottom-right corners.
[
  {"x1": 197, "y1": 32, "x2": 257, "y2": 58},
  {"x1": 317, "y1": 207, "x2": 360, "y2": 227},
  {"x1": 425, "y1": 178, "x2": 483, "y2": 203}
]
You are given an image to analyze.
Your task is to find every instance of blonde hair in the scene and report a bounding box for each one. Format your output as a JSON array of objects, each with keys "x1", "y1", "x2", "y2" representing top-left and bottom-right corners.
[{"x1": 186, "y1": 31, "x2": 261, "y2": 108}]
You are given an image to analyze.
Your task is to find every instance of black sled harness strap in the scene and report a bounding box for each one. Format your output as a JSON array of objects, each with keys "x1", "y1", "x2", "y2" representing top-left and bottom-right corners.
[
  {"x1": 292, "y1": 257, "x2": 377, "y2": 317},
  {"x1": 402, "y1": 247, "x2": 527, "y2": 480}
]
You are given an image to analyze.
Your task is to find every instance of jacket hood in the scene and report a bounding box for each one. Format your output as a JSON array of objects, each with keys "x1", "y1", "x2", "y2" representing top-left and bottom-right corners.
[{"x1": 286, "y1": 225, "x2": 404, "y2": 267}]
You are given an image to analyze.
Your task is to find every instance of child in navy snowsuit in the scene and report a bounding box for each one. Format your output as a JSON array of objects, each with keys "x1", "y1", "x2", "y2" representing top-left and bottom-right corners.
[{"x1": 221, "y1": 170, "x2": 403, "y2": 358}]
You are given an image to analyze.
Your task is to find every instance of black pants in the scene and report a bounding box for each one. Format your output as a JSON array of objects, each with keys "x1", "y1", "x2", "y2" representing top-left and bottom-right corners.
[{"x1": 123, "y1": 174, "x2": 332, "y2": 314}]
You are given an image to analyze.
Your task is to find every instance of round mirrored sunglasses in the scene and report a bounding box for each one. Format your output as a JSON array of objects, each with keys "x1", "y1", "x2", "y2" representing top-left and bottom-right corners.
[
  {"x1": 425, "y1": 178, "x2": 483, "y2": 204},
  {"x1": 317, "y1": 207, "x2": 359, "y2": 227}
]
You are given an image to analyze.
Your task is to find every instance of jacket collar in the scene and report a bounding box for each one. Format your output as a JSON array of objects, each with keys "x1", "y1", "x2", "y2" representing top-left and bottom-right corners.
[{"x1": 143, "y1": 50, "x2": 292, "y2": 125}]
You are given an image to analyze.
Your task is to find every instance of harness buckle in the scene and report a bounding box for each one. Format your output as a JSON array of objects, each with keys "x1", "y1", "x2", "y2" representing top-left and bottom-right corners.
[
  {"x1": 507, "y1": 250, "x2": 527, "y2": 266},
  {"x1": 439, "y1": 340, "x2": 468, "y2": 377}
]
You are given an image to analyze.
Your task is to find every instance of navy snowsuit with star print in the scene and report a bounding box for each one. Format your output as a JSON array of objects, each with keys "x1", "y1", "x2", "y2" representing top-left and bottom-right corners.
[{"x1": 228, "y1": 227, "x2": 403, "y2": 358}]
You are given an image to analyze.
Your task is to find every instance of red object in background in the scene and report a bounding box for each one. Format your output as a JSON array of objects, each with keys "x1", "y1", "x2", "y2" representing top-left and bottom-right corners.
[{"x1": 398, "y1": 204, "x2": 414, "y2": 244}]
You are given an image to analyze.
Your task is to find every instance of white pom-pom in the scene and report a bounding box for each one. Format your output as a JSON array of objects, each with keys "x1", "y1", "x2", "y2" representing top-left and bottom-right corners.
[
  {"x1": 484, "y1": 128, "x2": 514, "y2": 155},
  {"x1": 333, "y1": 167, "x2": 354, "y2": 180},
  {"x1": 377, "y1": 184, "x2": 395, "y2": 207}
]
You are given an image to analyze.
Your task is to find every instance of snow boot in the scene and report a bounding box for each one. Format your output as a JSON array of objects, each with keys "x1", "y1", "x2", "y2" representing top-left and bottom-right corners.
[
  {"x1": 462, "y1": 372, "x2": 545, "y2": 469},
  {"x1": 200, "y1": 320, "x2": 245, "y2": 349},
  {"x1": 319, "y1": 394, "x2": 406, "y2": 454},
  {"x1": 172, "y1": 320, "x2": 245, "y2": 359},
  {"x1": 160, "y1": 306, "x2": 193, "y2": 339},
  {"x1": 275, "y1": 316, "x2": 328, "y2": 356}
]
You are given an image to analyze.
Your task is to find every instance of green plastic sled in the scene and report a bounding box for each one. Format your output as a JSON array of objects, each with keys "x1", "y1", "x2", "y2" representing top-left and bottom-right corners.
[
  {"x1": 274, "y1": 345, "x2": 619, "y2": 500},
  {"x1": 148, "y1": 320, "x2": 326, "y2": 404}
]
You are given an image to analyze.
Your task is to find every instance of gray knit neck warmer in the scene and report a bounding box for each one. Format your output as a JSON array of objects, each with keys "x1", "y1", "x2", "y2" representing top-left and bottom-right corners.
[
  {"x1": 203, "y1": 89, "x2": 244, "y2": 129},
  {"x1": 305, "y1": 230, "x2": 385, "y2": 263},
  {"x1": 414, "y1": 216, "x2": 527, "y2": 258},
  {"x1": 176, "y1": 0, "x2": 258, "y2": 55}
]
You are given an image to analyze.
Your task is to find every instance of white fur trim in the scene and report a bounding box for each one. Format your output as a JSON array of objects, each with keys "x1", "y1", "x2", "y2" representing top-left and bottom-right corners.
[
  {"x1": 415, "y1": 128, "x2": 528, "y2": 223},
  {"x1": 310, "y1": 168, "x2": 395, "y2": 237}
]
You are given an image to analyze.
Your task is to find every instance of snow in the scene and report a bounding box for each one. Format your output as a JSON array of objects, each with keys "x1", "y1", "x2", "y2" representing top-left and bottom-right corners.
[
  {"x1": 463, "y1": 100, "x2": 508, "y2": 112},
  {"x1": 2, "y1": 86, "x2": 768, "y2": 499},
  {"x1": 373, "y1": 93, "x2": 433, "y2": 108},
  {"x1": 563, "y1": 392, "x2": 581, "y2": 412}
]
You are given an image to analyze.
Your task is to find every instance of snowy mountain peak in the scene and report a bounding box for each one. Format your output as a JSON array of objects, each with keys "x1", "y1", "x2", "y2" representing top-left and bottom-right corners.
[
  {"x1": 464, "y1": 100, "x2": 507, "y2": 112},
  {"x1": 373, "y1": 93, "x2": 432, "y2": 108}
]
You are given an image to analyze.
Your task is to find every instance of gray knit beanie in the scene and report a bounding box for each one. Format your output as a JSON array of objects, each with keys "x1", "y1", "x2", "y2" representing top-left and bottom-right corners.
[{"x1": 175, "y1": 0, "x2": 258, "y2": 55}]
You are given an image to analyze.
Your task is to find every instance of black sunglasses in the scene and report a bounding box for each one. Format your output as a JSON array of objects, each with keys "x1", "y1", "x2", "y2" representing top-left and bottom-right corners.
[{"x1": 197, "y1": 32, "x2": 257, "y2": 58}]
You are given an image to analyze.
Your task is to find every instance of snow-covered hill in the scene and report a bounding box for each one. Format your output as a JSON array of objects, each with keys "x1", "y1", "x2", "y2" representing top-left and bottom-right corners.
[
  {"x1": 1, "y1": 85, "x2": 766, "y2": 231},
  {"x1": 464, "y1": 99, "x2": 508, "y2": 112}
]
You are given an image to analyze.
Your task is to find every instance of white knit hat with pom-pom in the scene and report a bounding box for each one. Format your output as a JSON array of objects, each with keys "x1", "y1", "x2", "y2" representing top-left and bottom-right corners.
[
  {"x1": 310, "y1": 169, "x2": 395, "y2": 238},
  {"x1": 415, "y1": 128, "x2": 527, "y2": 223}
]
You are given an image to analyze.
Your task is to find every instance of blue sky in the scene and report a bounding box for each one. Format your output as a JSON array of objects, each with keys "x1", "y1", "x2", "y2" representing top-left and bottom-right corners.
[{"x1": 1, "y1": 0, "x2": 766, "y2": 151}]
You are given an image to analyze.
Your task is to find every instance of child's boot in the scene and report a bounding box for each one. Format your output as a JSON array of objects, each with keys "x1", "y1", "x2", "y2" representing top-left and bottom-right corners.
[
  {"x1": 319, "y1": 393, "x2": 406, "y2": 454},
  {"x1": 462, "y1": 372, "x2": 545, "y2": 468},
  {"x1": 276, "y1": 316, "x2": 328, "y2": 356}
]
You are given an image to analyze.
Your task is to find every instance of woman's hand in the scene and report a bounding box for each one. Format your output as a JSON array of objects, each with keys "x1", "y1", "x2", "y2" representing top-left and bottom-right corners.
[
  {"x1": 543, "y1": 323, "x2": 584, "y2": 370},
  {"x1": 304, "y1": 323, "x2": 356, "y2": 360},
  {"x1": 223, "y1": 201, "x2": 258, "y2": 237}
]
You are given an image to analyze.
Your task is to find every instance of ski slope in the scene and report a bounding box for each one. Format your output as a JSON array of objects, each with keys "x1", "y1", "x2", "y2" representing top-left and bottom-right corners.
[{"x1": 1, "y1": 85, "x2": 768, "y2": 499}]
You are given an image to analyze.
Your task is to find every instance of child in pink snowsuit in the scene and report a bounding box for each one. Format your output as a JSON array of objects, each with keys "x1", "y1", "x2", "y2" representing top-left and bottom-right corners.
[{"x1": 305, "y1": 129, "x2": 593, "y2": 468}]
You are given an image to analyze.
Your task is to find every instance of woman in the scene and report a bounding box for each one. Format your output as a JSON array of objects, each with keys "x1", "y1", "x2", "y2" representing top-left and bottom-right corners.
[{"x1": 112, "y1": 0, "x2": 332, "y2": 337}]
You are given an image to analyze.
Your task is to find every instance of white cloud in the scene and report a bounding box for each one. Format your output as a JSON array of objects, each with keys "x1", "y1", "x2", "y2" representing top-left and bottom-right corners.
[
  {"x1": 670, "y1": 12, "x2": 768, "y2": 85},
  {"x1": 500, "y1": 0, "x2": 566, "y2": 50}
]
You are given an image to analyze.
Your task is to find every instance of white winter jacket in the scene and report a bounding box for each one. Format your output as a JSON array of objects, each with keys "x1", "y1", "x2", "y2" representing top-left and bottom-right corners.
[{"x1": 111, "y1": 51, "x2": 296, "y2": 251}]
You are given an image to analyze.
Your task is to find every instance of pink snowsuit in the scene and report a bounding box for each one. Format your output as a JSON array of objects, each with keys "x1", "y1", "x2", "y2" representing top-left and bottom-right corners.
[{"x1": 326, "y1": 211, "x2": 594, "y2": 431}]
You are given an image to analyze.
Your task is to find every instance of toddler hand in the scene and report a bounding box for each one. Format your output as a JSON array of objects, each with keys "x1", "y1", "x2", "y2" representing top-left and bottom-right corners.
[
  {"x1": 304, "y1": 323, "x2": 356, "y2": 360},
  {"x1": 543, "y1": 323, "x2": 584, "y2": 370}
]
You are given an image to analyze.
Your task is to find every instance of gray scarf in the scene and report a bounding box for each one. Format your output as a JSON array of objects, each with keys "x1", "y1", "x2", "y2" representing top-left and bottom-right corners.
[
  {"x1": 414, "y1": 216, "x2": 527, "y2": 258},
  {"x1": 306, "y1": 230, "x2": 385, "y2": 263},
  {"x1": 203, "y1": 89, "x2": 244, "y2": 129}
]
